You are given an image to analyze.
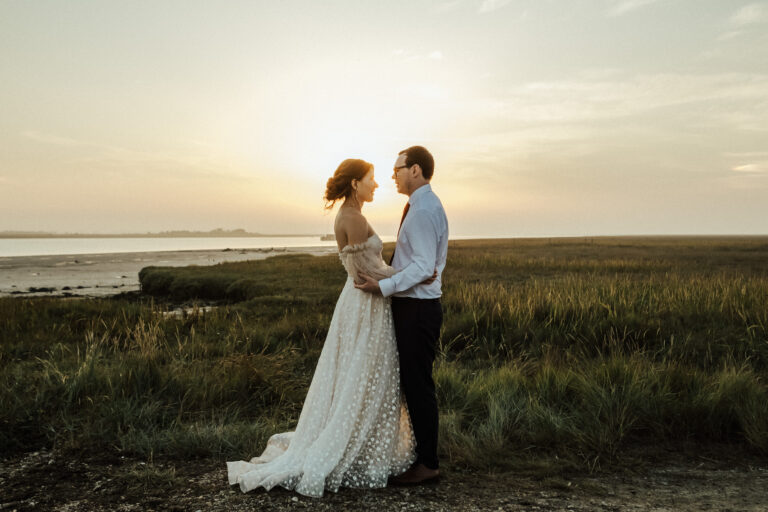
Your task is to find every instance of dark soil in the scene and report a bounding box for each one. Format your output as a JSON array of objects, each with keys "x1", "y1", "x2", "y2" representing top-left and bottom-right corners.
[{"x1": 1, "y1": 448, "x2": 766, "y2": 511}]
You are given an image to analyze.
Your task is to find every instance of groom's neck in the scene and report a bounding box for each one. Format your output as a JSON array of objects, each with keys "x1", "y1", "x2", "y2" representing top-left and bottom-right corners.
[{"x1": 407, "y1": 181, "x2": 430, "y2": 196}]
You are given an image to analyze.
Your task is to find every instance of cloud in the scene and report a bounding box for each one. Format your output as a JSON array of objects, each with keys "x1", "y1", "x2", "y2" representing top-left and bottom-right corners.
[
  {"x1": 724, "y1": 151, "x2": 768, "y2": 158},
  {"x1": 724, "y1": 153, "x2": 768, "y2": 177},
  {"x1": 719, "y1": 3, "x2": 768, "y2": 40},
  {"x1": 434, "y1": 71, "x2": 768, "y2": 165},
  {"x1": 391, "y1": 49, "x2": 445, "y2": 62},
  {"x1": 475, "y1": 72, "x2": 768, "y2": 127},
  {"x1": 716, "y1": 30, "x2": 744, "y2": 42},
  {"x1": 606, "y1": 0, "x2": 666, "y2": 17},
  {"x1": 478, "y1": 0, "x2": 512, "y2": 14},
  {"x1": 724, "y1": 159, "x2": 768, "y2": 190},
  {"x1": 731, "y1": 163, "x2": 768, "y2": 173},
  {"x1": 435, "y1": 0, "x2": 465, "y2": 12},
  {"x1": 20, "y1": 130, "x2": 251, "y2": 182},
  {"x1": 730, "y1": 3, "x2": 767, "y2": 26}
]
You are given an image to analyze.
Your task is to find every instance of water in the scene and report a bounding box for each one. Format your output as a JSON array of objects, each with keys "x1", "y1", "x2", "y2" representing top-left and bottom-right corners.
[
  {"x1": 0, "y1": 234, "x2": 498, "y2": 258},
  {"x1": 0, "y1": 236, "x2": 345, "y2": 257}
]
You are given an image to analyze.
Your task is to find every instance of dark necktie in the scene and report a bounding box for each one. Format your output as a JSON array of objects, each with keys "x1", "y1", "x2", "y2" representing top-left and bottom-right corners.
[{"x1": 388, "y1": 202, "x2": 410, "y2": 265}]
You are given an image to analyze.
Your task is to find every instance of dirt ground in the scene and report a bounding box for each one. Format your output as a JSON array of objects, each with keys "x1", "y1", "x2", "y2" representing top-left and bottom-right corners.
[{"x1": 1, "y1": 448, "x2": 766, "y2": 511}]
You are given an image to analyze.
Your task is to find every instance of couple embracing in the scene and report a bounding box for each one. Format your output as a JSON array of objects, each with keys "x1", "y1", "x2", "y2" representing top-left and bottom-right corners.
[{"x1": 227, "y1": 145, "x2": 449, "y2": 498}]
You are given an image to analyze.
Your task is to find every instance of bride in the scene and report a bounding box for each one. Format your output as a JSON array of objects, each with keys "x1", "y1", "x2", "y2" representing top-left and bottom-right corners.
[{"x1": 227, "y1": 158, "x2": 429, "y2": 497}]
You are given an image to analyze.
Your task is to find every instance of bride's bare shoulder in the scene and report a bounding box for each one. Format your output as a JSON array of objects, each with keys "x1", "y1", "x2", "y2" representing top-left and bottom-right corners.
[{"x1": 334, "y1": 208, "x2": 369, "y2": 250}]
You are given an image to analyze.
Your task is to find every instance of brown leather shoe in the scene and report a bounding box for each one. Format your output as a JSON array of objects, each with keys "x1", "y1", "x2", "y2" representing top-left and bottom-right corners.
[{"x1": 389, "y1": 464, "x2": 441, "y2": 486}]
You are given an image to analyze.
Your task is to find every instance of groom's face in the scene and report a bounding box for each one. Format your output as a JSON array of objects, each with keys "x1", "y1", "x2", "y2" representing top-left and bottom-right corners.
[{"x1": 392, "y1": 154, "x2": 410, "y2": 195}]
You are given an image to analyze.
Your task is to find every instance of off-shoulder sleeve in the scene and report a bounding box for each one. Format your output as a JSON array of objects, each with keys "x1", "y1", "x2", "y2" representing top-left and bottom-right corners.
[{"x1": 339, "y1": 240, "x2": 396, "y2": 281}]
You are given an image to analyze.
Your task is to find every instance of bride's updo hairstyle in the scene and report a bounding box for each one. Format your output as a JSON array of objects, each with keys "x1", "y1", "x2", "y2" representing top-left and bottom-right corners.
[{"x1": 324, "y1": 158, "x2": 373, "y2": 210}]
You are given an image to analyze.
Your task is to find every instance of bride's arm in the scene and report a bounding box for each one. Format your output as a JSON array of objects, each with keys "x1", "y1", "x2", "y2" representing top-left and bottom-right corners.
[
  {"x1": 357, "y1": 264, "x2": 436, "y2": 293},
  {"x1": 422, "y1": 269, "x2": 438, "y2": 284},
  {"x1": 338, "y1": 210, "x2": 376, "y2": 284}
]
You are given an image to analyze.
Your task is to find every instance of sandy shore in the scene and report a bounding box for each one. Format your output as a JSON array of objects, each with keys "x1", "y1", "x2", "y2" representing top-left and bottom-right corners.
[{"x1": 0, "y1": 246, "x2": 337, "y2": 298}]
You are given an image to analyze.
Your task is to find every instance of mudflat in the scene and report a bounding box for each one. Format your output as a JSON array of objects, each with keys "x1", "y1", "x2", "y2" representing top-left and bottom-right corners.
[
  {"x1": 2, "y1": 448, "x2": 767, "y2": 511},
  {"x1": 0, "y1": 246, "x2": 336, "y2": 298}
]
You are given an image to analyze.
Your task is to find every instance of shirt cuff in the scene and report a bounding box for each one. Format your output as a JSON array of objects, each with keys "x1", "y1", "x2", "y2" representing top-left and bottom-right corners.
[{"x1": 378, "y1": 277, "x2": 395, "y2": 298}]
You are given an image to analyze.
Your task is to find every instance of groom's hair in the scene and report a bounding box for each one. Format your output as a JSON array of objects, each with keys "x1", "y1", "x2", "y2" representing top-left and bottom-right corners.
[{"x1": 399, "y1": 146, "x2": 434, "y2": 180}]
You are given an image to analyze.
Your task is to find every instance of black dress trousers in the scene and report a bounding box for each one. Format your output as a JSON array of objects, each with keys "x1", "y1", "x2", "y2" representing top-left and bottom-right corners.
[{"x1": 391, "y1": 296, "x2": 443, "y2": 470}]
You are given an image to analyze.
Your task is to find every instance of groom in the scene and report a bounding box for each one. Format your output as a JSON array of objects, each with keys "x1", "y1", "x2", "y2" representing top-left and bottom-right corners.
[{"x1": 355, "y1": 145, "x2": 448, "y2": 484}]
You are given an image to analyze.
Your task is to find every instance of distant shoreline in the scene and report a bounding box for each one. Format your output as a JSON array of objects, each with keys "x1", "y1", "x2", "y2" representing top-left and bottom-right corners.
[
  {"x1": 0, "y1": 245, "x2": 337, "y2": 298},
  {"x1": 0, "y1": 232, "x2": 320, "y2": 239}
]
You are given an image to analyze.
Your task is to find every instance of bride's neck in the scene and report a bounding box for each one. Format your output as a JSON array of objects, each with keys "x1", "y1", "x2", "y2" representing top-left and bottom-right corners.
[{"x1": 341, "y1": 197, "x2": 362, "y2": 211}]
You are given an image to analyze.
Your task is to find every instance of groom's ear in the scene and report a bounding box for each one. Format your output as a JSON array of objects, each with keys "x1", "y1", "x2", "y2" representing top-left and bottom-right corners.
[{"x1": 412, "y1": 164, "x2": 422, "y2": 179}]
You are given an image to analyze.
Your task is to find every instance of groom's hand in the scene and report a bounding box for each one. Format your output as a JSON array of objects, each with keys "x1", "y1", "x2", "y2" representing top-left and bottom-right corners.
[{"x1": 354, "y1": 273, "x2": 382, "y2": 295}]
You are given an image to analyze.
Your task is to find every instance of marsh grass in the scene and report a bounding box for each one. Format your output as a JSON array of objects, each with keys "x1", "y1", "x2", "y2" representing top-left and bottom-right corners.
[{"x1": 2, "y1": 236, "x2": 767, "y2": 471}]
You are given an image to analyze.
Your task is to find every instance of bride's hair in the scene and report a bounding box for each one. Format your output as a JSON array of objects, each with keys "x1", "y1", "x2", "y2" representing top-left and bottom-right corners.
[{"x1": 324, "y1": 158, "x2": 373, "y2": 210}]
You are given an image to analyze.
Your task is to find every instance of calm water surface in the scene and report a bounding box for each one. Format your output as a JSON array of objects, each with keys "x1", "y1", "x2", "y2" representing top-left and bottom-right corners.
[{"x1": 0, "y1": 237, "x2": 343, "y2": 257}]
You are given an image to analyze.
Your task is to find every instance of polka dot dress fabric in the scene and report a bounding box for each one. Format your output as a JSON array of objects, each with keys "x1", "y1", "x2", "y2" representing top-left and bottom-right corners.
[{"x1": 227, "y1": 234, "x2": 416, "y2": 497}]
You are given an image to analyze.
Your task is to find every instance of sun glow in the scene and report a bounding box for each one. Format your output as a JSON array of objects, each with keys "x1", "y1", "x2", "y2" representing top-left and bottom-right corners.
[
  {"x1": 3, "y1": 2, "x2": 766, "y2": 235},
  {"x1": 229, "y1": 60, "x2": 451, "y2": 227}
]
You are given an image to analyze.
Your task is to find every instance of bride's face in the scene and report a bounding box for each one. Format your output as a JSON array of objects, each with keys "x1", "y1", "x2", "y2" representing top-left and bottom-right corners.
[{"x1": 354, "y1": 168, "x2": 378, "y2": 203}]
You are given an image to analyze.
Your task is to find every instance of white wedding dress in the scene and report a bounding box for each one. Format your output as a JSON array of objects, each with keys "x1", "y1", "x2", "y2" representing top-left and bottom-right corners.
[{"x1": 227, "y1": 234, "x2": 415, "y2": 497}]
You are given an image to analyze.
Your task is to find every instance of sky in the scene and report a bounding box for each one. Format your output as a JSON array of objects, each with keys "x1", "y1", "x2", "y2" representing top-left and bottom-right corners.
[{"x1": 1, "y1": 0, "x2": 767, "y2": 237}]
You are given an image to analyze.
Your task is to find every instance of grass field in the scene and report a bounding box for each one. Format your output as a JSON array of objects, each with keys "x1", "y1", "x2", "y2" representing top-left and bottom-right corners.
[{"x1": 2, "y1": 236, "x2": 767, "y2": 473}]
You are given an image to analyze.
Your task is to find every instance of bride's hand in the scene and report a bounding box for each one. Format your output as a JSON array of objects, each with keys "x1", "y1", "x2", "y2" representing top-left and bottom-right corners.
[{"x1": 422, "y1": 269, "x2": 438, "y2": 285}]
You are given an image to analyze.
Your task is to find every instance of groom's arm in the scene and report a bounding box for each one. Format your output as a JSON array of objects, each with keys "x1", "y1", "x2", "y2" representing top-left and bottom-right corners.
[
  {"x1": 377, "y1": 210, "x2": 438, "y2": 298},
  {"x1": 355, "y1": 267, "x2": 437, "y2": 294}
]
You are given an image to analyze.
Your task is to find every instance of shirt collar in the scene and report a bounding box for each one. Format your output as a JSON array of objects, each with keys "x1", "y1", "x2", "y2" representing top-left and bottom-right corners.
[{"x1": 408, "y1": 183, "x2": 432, "y2": 205}]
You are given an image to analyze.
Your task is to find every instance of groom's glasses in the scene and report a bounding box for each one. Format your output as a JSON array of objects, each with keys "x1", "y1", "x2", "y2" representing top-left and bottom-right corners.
[{"x1": 393, "y1": 165, "x2": 410, "y2": 174}]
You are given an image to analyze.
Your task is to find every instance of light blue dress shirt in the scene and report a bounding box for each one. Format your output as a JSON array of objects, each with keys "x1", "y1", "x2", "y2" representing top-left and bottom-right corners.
[{"x1": 379, "y1": 184, "x2": 448, "y2": 299}]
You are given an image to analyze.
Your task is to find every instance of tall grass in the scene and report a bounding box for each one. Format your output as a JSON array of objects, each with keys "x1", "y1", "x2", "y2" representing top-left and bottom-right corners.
[{"x1": 1, "y1": 237, "x2": 767, "y2": 469}]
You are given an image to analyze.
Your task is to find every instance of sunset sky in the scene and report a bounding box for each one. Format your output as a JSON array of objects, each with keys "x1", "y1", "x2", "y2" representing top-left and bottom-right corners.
[{"x1": 1, "y1": 1, "x2": 767, "y2": 237}]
